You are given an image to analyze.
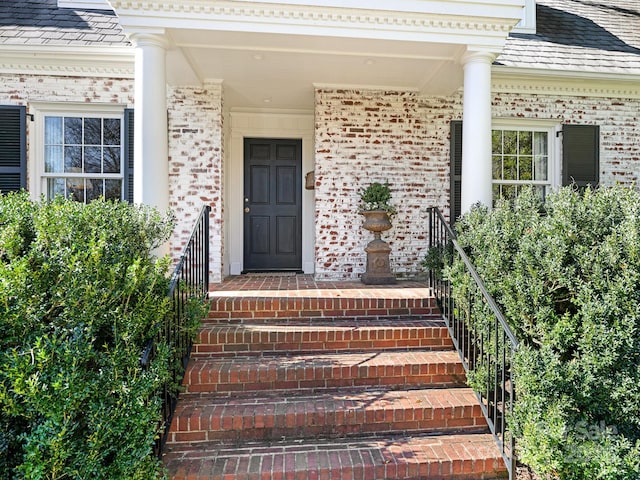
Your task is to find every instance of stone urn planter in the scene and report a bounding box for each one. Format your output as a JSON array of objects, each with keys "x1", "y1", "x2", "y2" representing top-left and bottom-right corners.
[
  {"x1": 361, "y1": 210, "x2": 395, "y2": 284},
  {"x1": 358, "y1": 182, "x2": 396, "y2": 285}
]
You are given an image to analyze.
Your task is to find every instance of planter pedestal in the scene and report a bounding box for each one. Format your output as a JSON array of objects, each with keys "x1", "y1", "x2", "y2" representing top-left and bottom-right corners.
[{"x1": 361, "y1": 211, "x2": 395, "y2": 285}]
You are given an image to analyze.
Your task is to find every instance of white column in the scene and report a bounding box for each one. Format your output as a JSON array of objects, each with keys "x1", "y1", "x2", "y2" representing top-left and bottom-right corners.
[
  {"x1": 130, "y1": 32, "x2": 169, "y2": 212},
  {"x1": 460, "y1": 50, "x2": 495, "y2": 213}
]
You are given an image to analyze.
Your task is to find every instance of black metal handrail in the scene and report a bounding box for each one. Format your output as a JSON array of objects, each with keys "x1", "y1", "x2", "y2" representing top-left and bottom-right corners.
[
  {"x1": 427, "y1": 207, "x2": 519, "y2": 479},
  {"x1": 141, "y1": 204, "x2": 211, "y2": 457}
]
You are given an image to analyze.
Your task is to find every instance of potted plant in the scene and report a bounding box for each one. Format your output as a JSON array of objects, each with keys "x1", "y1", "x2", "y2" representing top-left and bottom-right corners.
[
  {"x1": 359, "y1": 181, "x2": 396, "y2": 233},
  {"x1": 359, "y1": 181, "x2": 396, "y2": 215},
  {"x1": 358, "y1": 181, "x2": 396, "y2": 284}
]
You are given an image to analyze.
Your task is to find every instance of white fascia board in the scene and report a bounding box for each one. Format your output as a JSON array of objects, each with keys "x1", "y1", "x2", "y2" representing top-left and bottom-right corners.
[
  {"x1": 493, "y1": 65, "x2": 640, "y2": 98},
  {"x1": 58, "y1": 0, "x2": 112, "y2": 9},
  {"x1": 112, "y1": 0, "x2": 524, "y2": 48},
  {"x1": 0, "y1": 45, "x2": 134, "y2": 78}
]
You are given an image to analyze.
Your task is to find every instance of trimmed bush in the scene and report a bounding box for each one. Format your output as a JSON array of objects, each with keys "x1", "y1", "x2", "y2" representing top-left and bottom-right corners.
[
  {"x1": 450, "y1": 186, "x2": 640, "y2": 479},
  {"x1": 0, "y1": 193, "x2": 176, "y2": 479}
]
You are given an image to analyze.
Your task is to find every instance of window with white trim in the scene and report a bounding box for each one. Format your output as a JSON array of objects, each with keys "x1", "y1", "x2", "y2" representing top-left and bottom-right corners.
[
  {"x1": 32, "y1": 104, "x2": 127, "y2": 203},
  {"x1": 491, "y1": 123, "x2": 556, "y2": 203}
]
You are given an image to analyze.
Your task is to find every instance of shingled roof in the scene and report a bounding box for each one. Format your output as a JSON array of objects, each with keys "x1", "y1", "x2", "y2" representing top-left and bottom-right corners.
[
  {"x1": 497, "y1": 0, "x2": 640, "y2": 74},
  {"x1": 1, "y1": 0, "x2": 639, "y2": 76},
  {"x1": 0, "y1": 0, "x2": 128, "y2": 47}
]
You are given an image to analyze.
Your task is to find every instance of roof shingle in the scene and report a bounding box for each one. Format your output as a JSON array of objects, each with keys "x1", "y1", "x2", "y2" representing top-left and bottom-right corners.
[
  {"x1": 497, "y1": 0, "x2": 640, "y2": 74},
  {"x1": 0, "y1": 0, "x2": 129, "y2": 47}
]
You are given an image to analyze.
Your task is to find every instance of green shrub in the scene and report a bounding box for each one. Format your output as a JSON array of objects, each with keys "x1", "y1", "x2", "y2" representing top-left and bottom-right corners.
[
  {"x1": 450, "y1": 186, "x2": 640, "y2": 480},
  {"x1": 0, "y1": 193, "x2": 179, "y2": 479}
]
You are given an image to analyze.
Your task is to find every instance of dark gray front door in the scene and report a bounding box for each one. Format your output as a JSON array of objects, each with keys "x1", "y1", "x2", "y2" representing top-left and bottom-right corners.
[{"x1": 243, "y1": 138, "x2": 302, "y2": 272}]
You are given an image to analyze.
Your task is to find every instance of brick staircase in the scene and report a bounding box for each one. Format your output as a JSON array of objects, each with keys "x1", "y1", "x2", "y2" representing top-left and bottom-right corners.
[{"x1": 163, "y1": 277, "x2": 508, "y2": 480}]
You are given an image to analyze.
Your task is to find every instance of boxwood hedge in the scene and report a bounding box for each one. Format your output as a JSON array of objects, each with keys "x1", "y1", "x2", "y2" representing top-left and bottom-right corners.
[
  {"x1": 450, "y1": 186, "x2": 640, "y2": 479},
  {"x1": 0, "y1": 193, "x2": 175, "y2": 479}
]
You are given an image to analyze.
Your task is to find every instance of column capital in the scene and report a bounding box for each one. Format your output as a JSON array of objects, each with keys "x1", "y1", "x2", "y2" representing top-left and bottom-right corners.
[
  {"x1": 127, "y1": 29, "x2": 169, "y2": 50},
  {"x1": 461, "y1": 48, "x2": 497, "y2": 66}
]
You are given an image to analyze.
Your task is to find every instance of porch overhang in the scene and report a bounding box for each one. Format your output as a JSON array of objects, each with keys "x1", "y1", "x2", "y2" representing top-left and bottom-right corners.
[{"x1": 109, "y1": 0, "x2": 525, "y2": 109}]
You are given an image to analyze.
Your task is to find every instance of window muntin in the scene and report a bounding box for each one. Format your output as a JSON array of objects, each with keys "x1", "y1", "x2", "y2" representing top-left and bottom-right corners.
[
  {"x1": 42, "y1": 115, "x2": 123, "y2": 203},
  {"x1": 492, "y1": 128, "x2": 550, "y2": 202}
]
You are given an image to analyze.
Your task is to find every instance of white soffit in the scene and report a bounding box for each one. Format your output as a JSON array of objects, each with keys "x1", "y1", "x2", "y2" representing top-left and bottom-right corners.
[{"x1": 111, "y1": 0, "x2": 525, "y2": 108}]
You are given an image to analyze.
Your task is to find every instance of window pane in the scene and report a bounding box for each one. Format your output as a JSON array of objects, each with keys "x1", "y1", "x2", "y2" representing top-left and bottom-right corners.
[
  {"x1": 45, "y1": 117, "x2": 63, "y2": 145},
  {"x1": 519, "y1": 157, "x2": 533, "y2": 181},
  {"x1": 103, "y1": 118, "x2": 121, "y2": 146},
  {"x1": 67, "y1": 178, "x2": 85, "y2": 202},
  {"x1": 84, "y1": 146, "x2": 102, "y2": 173},
  {"x1": 84, "y1": 118, "x2": 102, "y2": 145},
  {"x1": 492, "y1": 155, "x2": 502, "y2": 180},
  {"x1": 103, "y1": 147, "x2": 121, "y2": 173},
  {"x1": 47, "y1": 178, "x2": 66, "y2": 200},
  {"x1": 503, "y1": 155, "x2": 517, "y2": 180},
  {"x1": 64, "y1": 117, "x2": 82, "y2": 144},
  {"x1": 492, "y1": 131, "x2": 503, "y2": 154},
  {"x1": 64, "y1": 146, "x2": 82, "y2": 172},
  {"x1": 502, "y1": 184, "x2": 517, "y2": 200},
  {"x1": 45, "y1": 145, "x2": 63, "y2": 173},
  {"x1": 534, "y1": 155, "x2": 548, "y2": 181},
  {"x1": 105, "y1": 179, "x2": 122, "y2": 201},
  {"x1": 519, "y1": 131, "x2": 532, "y2": 155},
  {"x1": 86, "y1": 179, "x2": 103, "y2": 202},
  {"x1": 503, "y1": 131, "x2": 518, "y2": 154},
  {"x1": 492, "y1": 184, "x2": 501, "y2": 207},
  {"x1": 534, "y1": 132, "x2": 548, "y2": 156}
]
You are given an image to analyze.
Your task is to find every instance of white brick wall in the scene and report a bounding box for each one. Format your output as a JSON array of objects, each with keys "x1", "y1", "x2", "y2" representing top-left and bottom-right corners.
[
  {"x1": 2, "y1": 74, "x2": 638, "y2": 283},
  {"x1": 314, "y1": 88, "x2": 640, "y2": 281},
  {"x1": 167, "y1": 83, "x2": 224, "y2": 283},
  {"x1": 314, "y1": 88, "x2": 460, "y2": 280},
  {"x1": 492, "y1": 93, "x2": 640, "y2": 186},
  {"x1": 0, "y1": 74, "x2": 225, "y2": 283}
]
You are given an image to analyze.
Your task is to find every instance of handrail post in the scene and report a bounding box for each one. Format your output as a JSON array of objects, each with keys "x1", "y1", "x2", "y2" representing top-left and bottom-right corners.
[{"x1": 204, "y1": 205, "x2": 210, "y2": 296}]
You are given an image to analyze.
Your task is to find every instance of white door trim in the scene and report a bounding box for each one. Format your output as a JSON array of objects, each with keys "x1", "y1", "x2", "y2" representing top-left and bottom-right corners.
[{"x1": 227, "y1": 110, "x2": 315, "y2": 276}]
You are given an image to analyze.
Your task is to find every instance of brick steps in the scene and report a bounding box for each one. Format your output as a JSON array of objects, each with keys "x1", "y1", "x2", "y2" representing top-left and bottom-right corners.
[
  {"x1": 206, "y1": 296, "x2": 438, "y2": 321},
  {"x1": 193, "y1": 318, "x2": 452, "y2": 357},
  {"x1": 183, "y1": 350, "x2": 466, "y2": 395},
  {"x1": 168, "y1": 387, "x2": 487, "y2": 444},
  {"x1": 165, "y1": 279, "x2": 507, "y2": 479},
  {"x1": 163, "y1": 433, "x2": 507, "y2": 480}
]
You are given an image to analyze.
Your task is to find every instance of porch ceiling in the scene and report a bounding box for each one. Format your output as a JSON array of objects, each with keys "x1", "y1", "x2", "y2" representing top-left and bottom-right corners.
[
  {"x1": 111, "y1": 0, "x2": 525, "y2": 110},
  {"x1": 165, "y1": 29, "x2": 466, "y2": 109}
]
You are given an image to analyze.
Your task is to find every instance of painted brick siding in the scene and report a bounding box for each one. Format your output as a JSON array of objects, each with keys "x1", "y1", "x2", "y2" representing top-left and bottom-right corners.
[
  {"x1": 0, "y1": 74, "x2": 225, "y2": 282},
  {"x1": 492, "y1": 92, "x2": 640, "y2": 187},
  {"x1": 168, "y1": 83, "x2": 224, "y2": 283},
  {"x1": 314, "y1": 89, "x2": 460, "y2": 281},
  {"x1": 0, "y1": 73, "x2": 134, "y2": 176},
  {"x1": 314, "y1": 88, "x2": 640, "y2": 281}
]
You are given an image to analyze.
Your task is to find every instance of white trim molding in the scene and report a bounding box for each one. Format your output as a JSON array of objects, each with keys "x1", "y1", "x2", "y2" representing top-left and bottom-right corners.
[
  {"x1": 110, "y1": 0, "x2": 524, "y2": 47},
  {"x1": 493, "y1": 66, "x2": 640, "y2": 99},
  {"x1": 227, "y1": 109, "x2": 315, "y2": 276},
  {"x1": 0, "y1": 46, "x2": 134, "y2": 78}
]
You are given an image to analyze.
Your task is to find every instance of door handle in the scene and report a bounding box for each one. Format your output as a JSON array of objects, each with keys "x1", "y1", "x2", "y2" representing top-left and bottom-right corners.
[{"x1": 244, "y1": 207, "x2": 250, "y2": 213}]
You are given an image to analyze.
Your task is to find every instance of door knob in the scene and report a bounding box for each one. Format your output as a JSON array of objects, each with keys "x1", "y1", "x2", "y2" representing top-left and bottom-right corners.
[{"x1": 244, "y1": 207, "x2": 250, "y2": 213}]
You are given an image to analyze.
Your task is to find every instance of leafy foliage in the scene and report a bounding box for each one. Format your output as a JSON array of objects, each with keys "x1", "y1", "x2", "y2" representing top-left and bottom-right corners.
[
  {"x1": 0, "y1": 193, "x2": 182, "y2": 479},
  {"x1": 358, "y1": 182, "x2": 397, "y2": 215},
  {"x1": 450, "y1": 186, "x2": 640, "y2": 479}
]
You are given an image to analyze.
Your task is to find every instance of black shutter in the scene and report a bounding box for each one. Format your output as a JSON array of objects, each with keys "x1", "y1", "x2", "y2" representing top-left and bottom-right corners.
[
  {"x1": 450, "y1": 120, "x2": 463, "y2": 225},
  {"x1": 122, "y1": 108, "x2": 134, "y2": 202},
  {"x1": 562, "y1": 124, "x2": 599, "y2": 189},
  {"x1": 0, "y1": 105, "x2": 26, "y2": 194}
]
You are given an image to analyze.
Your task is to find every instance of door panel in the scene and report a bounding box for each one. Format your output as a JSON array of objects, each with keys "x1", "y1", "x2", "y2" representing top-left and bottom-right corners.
[{"x1": 243, "y1": 138, "x2": 302, "y2": 271}]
